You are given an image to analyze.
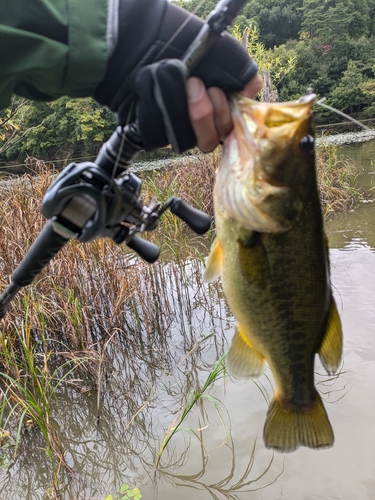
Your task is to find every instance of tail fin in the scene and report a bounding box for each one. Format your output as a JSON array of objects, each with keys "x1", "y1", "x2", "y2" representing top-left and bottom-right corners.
[{"x1": 263, "y1": 393, "x2": 334, "y2": 453}]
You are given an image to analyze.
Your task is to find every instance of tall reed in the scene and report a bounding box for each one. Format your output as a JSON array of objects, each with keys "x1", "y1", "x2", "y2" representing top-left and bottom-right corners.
[{"x1": 316, "y1": 140, "x2": 364, "y2": 214}]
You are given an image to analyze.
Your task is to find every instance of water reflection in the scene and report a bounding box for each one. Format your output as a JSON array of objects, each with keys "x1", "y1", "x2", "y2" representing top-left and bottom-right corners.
[
  {"x1": 1, "y1": 140, "x2": 375, "y2": 499},
  {"x1": 0, "y1": 255, "x2": 284, "y2": 500}
]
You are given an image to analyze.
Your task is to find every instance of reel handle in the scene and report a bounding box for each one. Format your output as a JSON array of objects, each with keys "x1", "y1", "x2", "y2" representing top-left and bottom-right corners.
[
  {"x1": 170, "y1": 198, "x2": 211, "y2": 235},
  {"x1": 127, "y1": 235, "x2": 160, "y2": 263}
]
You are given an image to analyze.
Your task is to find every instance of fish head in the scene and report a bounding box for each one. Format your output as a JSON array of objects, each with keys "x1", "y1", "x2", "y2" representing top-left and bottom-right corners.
[{"x1": 216, "y1": 94, "x2": 317, "y2": 233}]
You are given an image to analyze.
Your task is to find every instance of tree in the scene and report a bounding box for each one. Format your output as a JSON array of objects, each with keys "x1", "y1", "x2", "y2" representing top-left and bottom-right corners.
[
  {"x1": 232, "y1": 24, "x2": 297, "y2": 101},
  {"x1": 242, "y1": 0, "x2": 304, "y2": 47},
  {"x1": 173, "y1": 0, "x2": 304, "y2": 47},
  {"x1": 0, "y1": 97, "x2": 46, "y2": 156},
  {"x1": 328, "y1": 60, "x2": 365, "y2": 113},
  {"x1": 1, "y1": 97, "x2": 116, "y2": 163}
]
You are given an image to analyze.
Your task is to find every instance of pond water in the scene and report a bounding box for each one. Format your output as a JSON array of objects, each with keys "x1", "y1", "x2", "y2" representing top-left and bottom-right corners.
[{"x1": 1, "y1": 140, "x2": 375, "y2": 499}]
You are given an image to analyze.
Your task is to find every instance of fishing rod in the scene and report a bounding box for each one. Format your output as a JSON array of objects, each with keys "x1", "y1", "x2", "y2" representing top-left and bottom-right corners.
[{"x1": 0, "y1": 0, "x2": 250, "y2": 319}]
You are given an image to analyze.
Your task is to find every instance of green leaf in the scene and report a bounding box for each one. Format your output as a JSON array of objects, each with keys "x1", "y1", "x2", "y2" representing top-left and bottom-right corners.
[{"x1": 120, "y1": 483, "x2": 130, "y2": 493}]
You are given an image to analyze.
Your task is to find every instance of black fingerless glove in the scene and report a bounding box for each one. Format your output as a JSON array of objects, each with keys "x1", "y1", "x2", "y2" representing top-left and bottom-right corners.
[{"x1": 94, "y1": 0, "x2": 258, "y2": 152}]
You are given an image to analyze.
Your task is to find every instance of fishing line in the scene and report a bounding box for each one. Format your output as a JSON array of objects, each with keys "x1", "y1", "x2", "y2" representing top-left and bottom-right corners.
[
  {"x1": 315, "y1": 97, "x2": 371, "y2": 131},
  {"x1": 153, "y1": 0, "x2": 208, "y2": 61}
]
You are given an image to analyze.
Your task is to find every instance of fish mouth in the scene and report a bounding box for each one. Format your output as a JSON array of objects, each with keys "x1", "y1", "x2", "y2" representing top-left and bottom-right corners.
[
  {"x1": 245, "y1": 93, "x2": 316, "y2": 130},
  {"x1": 216, "y1": 94, "x2": 316, "y2": 233}
]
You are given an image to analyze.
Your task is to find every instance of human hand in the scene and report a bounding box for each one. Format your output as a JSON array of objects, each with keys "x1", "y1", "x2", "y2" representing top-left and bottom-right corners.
[
  {"x1": 187, "y1": 72, "x2": 263, "y2": 152},
  {"x1": 95, "y1": 1, "x2": 261, "y2": 154}
]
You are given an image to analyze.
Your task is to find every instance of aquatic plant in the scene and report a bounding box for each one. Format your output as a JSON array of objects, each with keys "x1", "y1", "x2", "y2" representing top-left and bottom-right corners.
[
  {"x1": 0, "y1": 313, "x2": 93, "y2": 496},
  {"x1": 155, "y1": 352, "x2": 227, "y2": 468},
  {"x1": 316, "y1": 140, "x2": 364, "y2": 214},
  {"x1": 104, "y1": 483, "x2": 142, "y2": 500}
]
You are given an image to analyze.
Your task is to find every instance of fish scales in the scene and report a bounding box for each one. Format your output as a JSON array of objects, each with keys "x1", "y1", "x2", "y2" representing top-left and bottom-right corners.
[{"x1": 204, "y1": 94, "x2": 343, "y2": 453}]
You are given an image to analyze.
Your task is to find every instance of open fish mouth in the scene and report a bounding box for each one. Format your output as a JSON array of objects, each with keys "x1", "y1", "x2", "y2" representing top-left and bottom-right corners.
[{"x1": 215, "y1": 94, "x2": 316, "y2": 233}]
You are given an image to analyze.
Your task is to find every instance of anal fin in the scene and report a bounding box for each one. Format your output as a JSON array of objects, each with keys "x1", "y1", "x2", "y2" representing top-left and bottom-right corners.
[
  {"x1": 226, "y1": 325, "x2": 264, "y2": 379},
  {"x1": 318, "y1": 297, "x2": 343, "y2": 375},
  {"x1": 203, "y1": 237, "x2": 223, "y2": 283}
]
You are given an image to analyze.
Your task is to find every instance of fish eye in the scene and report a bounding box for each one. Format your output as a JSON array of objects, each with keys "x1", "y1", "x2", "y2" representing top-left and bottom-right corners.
[{"x1": 299, "y1": 135, "x2": 314, "y2": 152}]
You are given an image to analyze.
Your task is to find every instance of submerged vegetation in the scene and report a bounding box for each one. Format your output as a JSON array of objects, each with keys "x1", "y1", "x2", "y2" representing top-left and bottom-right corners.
[{"x1": 0, "y1": 144, "x2": 363, "y2": 498}]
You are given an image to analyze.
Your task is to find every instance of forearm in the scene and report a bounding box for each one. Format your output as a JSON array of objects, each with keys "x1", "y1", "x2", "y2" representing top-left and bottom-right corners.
[{"x1": 0, "y1": 0, "x2": 110, "y2": 110}]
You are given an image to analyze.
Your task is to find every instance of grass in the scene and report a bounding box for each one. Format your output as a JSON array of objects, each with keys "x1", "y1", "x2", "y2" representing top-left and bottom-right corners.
[
  {"x1": 0, "y1": 156, "x2": 219, "y2": 494},
  {"x1": 155, "y1": 352, "x2": 227, "y2": 469},
  {"x1": 316, "y1": 140, "x2": 365, "y2": 215},
  {"x1": 0, "y1": 316, "x2": 92, "y2": 497}
]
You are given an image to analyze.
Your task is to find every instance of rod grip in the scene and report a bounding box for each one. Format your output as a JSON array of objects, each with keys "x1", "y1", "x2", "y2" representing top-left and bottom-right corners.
[{"x1": 12, "y1": 221, "x2": 69, "y2": 287}]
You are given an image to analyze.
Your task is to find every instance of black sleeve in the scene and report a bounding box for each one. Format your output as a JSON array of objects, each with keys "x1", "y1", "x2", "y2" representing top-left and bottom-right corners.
[{"x1": 94, "y1": 0, "x2": 258, "y2": 152}]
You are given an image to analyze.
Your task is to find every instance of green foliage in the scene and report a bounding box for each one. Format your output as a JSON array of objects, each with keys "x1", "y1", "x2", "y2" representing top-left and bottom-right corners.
[
  {"x1": 27, "y1": 97, "x2": 115, "y2": 159},
  {"x1": 362, "y1": 78, "x2": 375, "y2": 113},
  {"x1": 241, "y1": 0, "x2": 304, "y2": 47},
  {"x1": 0, "y1": 97, "x2": 40, "y2": 157},
  {"x1": 300, "y1": 0, "x2": 372, "y2": 41},
  {"x1": 104, "y1": 483, "x2": 142, "y2": 500},
  {"x1": 1, "y1": 96, "x2": 116, "y2": 163},
  {"x1": 231, "y1": 24, "x2": 297, "y2": 88},
  {"x1": 0, "y1": 313, "x2": 90, "y2": 495},
  {"x1": 296, "y1": 0, "x2": 375, "y2": 90},
  {"x1": 329, "y1": 61, "x2": 365, "y2": 113}
]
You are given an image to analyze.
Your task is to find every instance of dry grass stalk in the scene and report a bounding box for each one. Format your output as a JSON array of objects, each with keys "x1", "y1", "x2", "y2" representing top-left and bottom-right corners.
[{"x1": 316, "y1": 142, "x2": 364, "y2": 215}]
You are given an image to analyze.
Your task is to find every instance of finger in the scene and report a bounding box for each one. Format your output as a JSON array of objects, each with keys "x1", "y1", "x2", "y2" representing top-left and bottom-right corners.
[
  {"x1": 242, "y1": 72, "x2": 263, "y2": 98},
  {"x1": 207, "y1": 87, "x2": 233, "y2": 141},
  {"x1": 187, "y1": 77, "x2": 219, "y2": 153}
]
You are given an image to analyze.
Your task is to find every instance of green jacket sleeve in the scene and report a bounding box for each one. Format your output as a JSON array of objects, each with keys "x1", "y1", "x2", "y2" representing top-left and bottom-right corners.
[{"x1": 0, "y1": 0, "x2": 109, "y2": 110}]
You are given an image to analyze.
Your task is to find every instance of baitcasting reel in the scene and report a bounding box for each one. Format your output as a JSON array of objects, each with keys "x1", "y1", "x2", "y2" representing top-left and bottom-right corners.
[{"x1": 42, "y1": 137, "x2": 211, "y2": 261}]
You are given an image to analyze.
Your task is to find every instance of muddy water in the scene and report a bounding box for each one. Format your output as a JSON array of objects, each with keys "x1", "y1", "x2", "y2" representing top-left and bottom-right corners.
[{"x1": 1, "y1": 141, "x2": 375, "y2": 499}]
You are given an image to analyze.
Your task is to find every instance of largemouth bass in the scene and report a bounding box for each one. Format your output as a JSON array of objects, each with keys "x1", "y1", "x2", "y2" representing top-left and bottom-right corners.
[{"x1": 204, "y1": 94, "x2": 343, "y2": 453}]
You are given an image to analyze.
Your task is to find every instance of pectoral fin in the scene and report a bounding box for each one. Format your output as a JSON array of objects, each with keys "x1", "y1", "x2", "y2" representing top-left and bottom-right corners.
[
  {"x1": 203, "y1": 237, "x2": 223, "y2": 283},
  {"x1": 318, "y1": 297, "x2": 343, "y2": 375},
  {"x1": 226, "y1": 325, "x2": 265, "y2": 379}
]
